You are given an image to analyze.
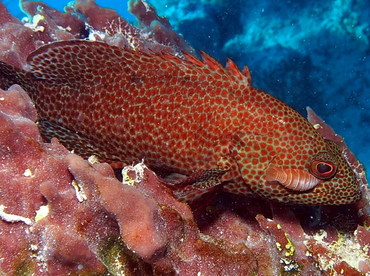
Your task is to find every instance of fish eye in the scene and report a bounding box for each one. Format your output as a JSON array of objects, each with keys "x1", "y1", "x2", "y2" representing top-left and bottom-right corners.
[{"x1": 310, "y1": 160, "x2": 337, "y2": 180}]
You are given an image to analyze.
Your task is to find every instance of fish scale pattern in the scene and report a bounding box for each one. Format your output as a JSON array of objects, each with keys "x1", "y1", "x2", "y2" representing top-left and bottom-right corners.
[{"x1": 0, "y1": 40, "x2": 361, "y2": 204}]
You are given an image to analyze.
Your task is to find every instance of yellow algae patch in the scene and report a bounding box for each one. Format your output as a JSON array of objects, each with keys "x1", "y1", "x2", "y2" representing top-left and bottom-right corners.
[
  {"x1": 307, "y1": 230, "x2": 370, "y2": 272},
  {"x1": 330, "y1": 233, "x2": 369, "y2": 270},
  {"x1": 284, "y1": 233, "x2": 295, "y2": 257},
  {"x1": 275, "y1": 241, "x2": 282, "y2": 251},
  {"x1": 71, "y1": 180, "x2": 88, "y2": 202}
]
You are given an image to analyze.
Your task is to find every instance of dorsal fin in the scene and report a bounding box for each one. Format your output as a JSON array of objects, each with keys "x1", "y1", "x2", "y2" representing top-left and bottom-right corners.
[
  {"x1": 241, "y1": 65, "x2": 252, "y2": 84},
  {"x1": 226, "y1": 58, "x2": 252, "y2": 85},
  {"x1": 183, "y1": 50, "x2": 250, "y2": 84},
  {"x1": 27, "y1": 40, "x2": 252, "y2": 92},
  {"x1": 182, "y1": 51, "x2": 205, "y2": 67},
  {"x1": 157, "y1": 50, "x2": 182, "y2": 63},
  {"x1": 199, "y1": 50, "x2": 223, "y2": 71}
]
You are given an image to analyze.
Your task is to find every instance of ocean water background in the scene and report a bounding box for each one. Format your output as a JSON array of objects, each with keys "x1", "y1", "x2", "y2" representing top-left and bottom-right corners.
[{"x1": 3, "y1": 0, "x2": 369, "y2": 180}]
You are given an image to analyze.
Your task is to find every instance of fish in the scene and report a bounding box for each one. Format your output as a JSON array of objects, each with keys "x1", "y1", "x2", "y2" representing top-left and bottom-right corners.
[{"x1": 0, "y1": 40, "x2": 361, "y2": 204}]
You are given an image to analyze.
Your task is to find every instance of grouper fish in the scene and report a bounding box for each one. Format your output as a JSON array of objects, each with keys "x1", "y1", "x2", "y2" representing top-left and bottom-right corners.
[{"x1": 0, "y1": 40, "x2": 361, "y2": 204}]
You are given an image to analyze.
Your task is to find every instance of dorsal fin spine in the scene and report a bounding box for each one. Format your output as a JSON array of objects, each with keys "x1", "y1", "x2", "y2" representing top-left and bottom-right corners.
[
  {"x1": 242, "y1": 66, "x2": 252, "y2": 84},
  {"x1": 199, "y1": 50, "x2": 223, "y2": 71},
  {"x1": 225, "y1": 58, "x2": 251, "y2": 85},
  {"x1": 182, "y1": 51, "x2": 204, "y2": 67},
  {"x1": 226, "y1": 58, "x2": 243, "y2": 79}
]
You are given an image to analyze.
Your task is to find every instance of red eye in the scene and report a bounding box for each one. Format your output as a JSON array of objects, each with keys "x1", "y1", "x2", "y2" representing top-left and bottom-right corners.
[{"x1": 310, "y1": 160, "x2": 337, "y2": 180}]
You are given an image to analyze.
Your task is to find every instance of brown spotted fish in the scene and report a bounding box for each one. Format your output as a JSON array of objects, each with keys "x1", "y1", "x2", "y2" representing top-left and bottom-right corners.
[{"x1": 0, "y1": 40, "x2": 361, "y2": 204}]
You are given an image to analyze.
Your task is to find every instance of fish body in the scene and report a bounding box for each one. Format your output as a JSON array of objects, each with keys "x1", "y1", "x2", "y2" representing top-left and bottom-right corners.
[{"x1": 0, "y1": 40, "x2": 361, "y2": 204}]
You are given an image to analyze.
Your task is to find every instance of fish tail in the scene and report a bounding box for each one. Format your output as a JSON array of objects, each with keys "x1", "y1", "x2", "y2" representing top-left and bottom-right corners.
[{"x1": 0, "y1": 61, "x2": 34, "y2": 92}]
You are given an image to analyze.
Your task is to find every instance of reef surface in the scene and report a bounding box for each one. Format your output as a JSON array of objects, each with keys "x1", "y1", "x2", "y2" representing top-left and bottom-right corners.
[{"x1": 0, "y1": 0, "x2": 369, "y2": 275}]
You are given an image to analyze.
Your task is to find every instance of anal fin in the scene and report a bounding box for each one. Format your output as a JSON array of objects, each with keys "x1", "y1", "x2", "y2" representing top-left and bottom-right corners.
[
  {"x1": 38, "y1": 120, "x2": 124, "y2": 167},
  {"x1": 0, "y1": 61, "x2": 34, "y2": 91}
]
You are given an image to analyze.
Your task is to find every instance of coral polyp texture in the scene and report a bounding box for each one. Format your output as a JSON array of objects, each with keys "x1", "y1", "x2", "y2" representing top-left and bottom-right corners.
[{"x1": 0, "y1": 0, "x2": 369, "y2": 275}]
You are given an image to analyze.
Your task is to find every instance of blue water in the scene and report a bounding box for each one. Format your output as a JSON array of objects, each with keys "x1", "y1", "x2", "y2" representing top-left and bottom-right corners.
[
  {"x1": 3, "y1": 0, "x2": 370, "y2": 179},
  {"x1": 3, "y1": 0, "x2": 133, "y2": 21}
]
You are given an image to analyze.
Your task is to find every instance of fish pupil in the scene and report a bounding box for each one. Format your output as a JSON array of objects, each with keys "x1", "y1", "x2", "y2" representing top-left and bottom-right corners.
[{"x1": 317, "y1": 162, "x2": 332, "y2": 174}]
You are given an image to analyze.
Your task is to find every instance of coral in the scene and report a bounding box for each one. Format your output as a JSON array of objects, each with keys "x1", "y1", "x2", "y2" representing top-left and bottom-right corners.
[{"x1": 0, "y1": 0, "x2": 369, "y2": 275}]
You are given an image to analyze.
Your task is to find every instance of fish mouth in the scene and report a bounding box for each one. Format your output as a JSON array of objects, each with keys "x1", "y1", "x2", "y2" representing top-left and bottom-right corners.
[
  {"x1": 339, "y1": 189, "x2": 362, "y2": 204},
  {"x1": 316, "y1": 188, "x2": 362, "y2": 205}
]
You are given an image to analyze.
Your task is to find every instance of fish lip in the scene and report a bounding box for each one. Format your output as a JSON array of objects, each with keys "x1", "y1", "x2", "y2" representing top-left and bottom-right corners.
[{"x1": 326, "y1": 190, "x2": 362, "y2": 205}]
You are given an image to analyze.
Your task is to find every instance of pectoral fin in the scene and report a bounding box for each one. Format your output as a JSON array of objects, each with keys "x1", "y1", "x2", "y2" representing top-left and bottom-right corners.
[
  {"x1": 167, "y1": 151, "x2": 236, "y2": 202},
  {"x1": 168, "y1": 168, "x2": 228, "y2": 202}
]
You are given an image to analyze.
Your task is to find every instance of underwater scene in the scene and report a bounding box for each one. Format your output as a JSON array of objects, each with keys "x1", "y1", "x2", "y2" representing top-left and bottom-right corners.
[{"x1": 0, "y1": 0, "x2": 369, "y2": 275}]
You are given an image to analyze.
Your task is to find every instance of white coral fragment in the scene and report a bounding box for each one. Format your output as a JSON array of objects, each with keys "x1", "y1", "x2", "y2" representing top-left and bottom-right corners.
[
  {"x1": 87, "y1": 155, "x2": 100, "y2": 165},
  {"x1": 23, "y1": 168, "x2": 33, "y2": 177},
  {"x1": 0, "y1": 204, "x2": 32, "y2": 225},
  {"x1": 121, "y1": 161, "x2": 146, "y2": 186},
  {"x1": 24, "y1": 14, "x2": 45, "y2": 32},
  {"x1": 35, "y1": 205, "x2": 49, "y2": 222}
]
